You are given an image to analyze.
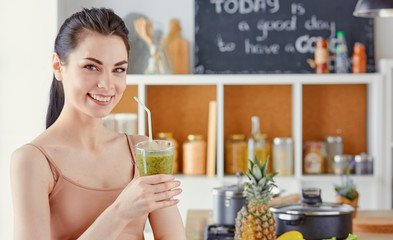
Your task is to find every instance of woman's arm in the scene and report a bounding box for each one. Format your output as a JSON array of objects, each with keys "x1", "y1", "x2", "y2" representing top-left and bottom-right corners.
[
  {"x1": 10, "y1": 145, "x2": 53, "y2": 240},
  {"x1": 78, "y1": 175, "x2": 181, "y2": 239},
  {"x1": 149, "y1": 201, "x2": 186, "y2": 239}
]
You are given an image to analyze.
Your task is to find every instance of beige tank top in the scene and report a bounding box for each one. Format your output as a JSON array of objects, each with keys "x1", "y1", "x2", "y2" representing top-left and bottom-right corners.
[{"x1": 27, "y1": 134, "x2": 147, "y2": 240}]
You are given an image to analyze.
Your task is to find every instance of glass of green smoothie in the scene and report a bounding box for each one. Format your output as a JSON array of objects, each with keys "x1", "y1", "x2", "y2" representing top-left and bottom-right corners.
[{"x1": 135, "y1": 140, "x2": 174, "y2": 176}]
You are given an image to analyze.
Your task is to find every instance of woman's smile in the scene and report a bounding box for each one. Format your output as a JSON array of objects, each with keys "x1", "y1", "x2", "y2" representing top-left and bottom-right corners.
[{"x1": 87, "y1": 93, "x2": 114, "y2": 105}]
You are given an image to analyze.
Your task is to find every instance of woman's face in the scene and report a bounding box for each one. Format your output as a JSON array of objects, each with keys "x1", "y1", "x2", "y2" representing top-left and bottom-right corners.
[{"x1": 60, "y1": 31, "x2": 128, "y2": 119}]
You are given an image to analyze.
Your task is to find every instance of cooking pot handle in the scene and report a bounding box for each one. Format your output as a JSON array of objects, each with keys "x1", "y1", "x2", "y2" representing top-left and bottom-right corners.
[{"x1": 277, "y1": 213, "x2": 305, "y2": 225}]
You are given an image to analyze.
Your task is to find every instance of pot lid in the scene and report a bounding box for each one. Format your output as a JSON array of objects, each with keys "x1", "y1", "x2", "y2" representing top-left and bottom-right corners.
[
  {"x1": 270, "y1": 202, "x2": 354, "y2": 216},
  {"x1": 271, "y1": 188, "x2": 354, "y2": 216},
  {"x1": 212, "y1": 185, "x2": 244, "y2": 197}
]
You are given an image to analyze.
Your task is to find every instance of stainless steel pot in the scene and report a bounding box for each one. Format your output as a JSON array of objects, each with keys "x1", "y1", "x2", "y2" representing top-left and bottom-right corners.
[
  {"x1": 212, "y1": 173, "x2": 245, "y2": 226},
  {"x1": 270, "y1": 188, "x2": 354, "y2": 240}
]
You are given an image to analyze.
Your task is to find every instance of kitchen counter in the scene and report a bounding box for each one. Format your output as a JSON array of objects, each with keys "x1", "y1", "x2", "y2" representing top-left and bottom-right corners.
[{"x1": 185, "y1": 209, "x2": 393, "y2": 240}]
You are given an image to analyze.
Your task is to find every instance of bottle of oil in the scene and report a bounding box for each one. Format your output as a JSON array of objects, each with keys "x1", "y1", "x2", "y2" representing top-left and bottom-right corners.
[{"x1": 247, "y1": 116, "x2": 266, "y2": 167}]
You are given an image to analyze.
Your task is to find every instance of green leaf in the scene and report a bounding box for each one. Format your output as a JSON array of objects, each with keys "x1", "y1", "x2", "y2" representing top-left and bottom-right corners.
[
  {"x1": 345, "y1": 234, "x2": 358, "y2": 240},
  {"x1": 252, "y1": 164, "x2": 262, "y2": 180},
  {"x1": 245, "y1": 172, "x2": 253, "y2": 181},
  {"x1": 248, "y1": 158, "x2": 254, "y2": 173},
  {"x1": 258, "y1": 178, "x2": 266, "y2": 186}
]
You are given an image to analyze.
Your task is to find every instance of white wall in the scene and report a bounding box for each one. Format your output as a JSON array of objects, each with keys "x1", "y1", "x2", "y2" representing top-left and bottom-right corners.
[
  {"x1": 1, "y1": 0, "x2": 393, "y2": 239},
  {"x1": 0, "y1": 0, "x2": 57, "y2": 238}
]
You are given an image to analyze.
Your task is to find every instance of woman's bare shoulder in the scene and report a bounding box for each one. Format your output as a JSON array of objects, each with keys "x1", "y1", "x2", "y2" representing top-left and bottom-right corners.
[
  {"x1": 12, "y1": 144, "x2": 46, "y2": 164},
  {"x1": 10, "y1": 144, "x2": 53, "y2": 187}
]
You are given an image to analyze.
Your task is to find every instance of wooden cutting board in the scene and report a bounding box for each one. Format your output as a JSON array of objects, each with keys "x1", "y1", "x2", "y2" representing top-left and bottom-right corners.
[
  {"x1": 353, "y1": 217, "x2": 393, "y2": 233},
  {"x1": 169, "y1": 37, "x2": 189, "y2": 74}
]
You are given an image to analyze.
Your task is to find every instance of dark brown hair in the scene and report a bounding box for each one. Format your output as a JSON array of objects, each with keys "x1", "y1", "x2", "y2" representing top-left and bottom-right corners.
[{"x1": 46, "y1": 8, "x2": 130, "y2": 128}]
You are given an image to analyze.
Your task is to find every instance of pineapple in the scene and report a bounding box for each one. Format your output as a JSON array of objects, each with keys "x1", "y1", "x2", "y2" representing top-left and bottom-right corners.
[{"x1": 235, "y1": 156, "x2": 278, "y2": 240}]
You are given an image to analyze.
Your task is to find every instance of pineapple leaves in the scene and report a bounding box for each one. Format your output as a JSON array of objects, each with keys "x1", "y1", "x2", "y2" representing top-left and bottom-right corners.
[
  {"x1": 252, "y1": 163, "x2": 262, "y2": 180},
  {"x1": 261, "y1": 156, "x2": 268, "y2": 177}
]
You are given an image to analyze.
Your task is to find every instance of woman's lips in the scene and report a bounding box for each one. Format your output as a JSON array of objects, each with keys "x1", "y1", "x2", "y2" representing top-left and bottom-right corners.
[{"x1": 88, "y1": 93, "x2": 113, "y2": 105}]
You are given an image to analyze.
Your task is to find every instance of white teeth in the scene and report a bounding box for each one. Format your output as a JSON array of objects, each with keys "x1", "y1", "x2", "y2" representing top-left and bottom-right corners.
[{"x1": 90, "y1": 94, "x2": 111, "y2": 102}]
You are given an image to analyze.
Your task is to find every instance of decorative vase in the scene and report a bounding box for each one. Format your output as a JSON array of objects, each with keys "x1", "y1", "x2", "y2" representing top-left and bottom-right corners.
[{"x1": 336, "y1": 195, "x2": 359, "y2": 218}]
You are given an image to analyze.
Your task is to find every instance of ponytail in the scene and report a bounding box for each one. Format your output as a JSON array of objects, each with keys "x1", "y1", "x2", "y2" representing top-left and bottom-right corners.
[{"x1": 46, "y1": 75, "x2": 64, "y2": 128}]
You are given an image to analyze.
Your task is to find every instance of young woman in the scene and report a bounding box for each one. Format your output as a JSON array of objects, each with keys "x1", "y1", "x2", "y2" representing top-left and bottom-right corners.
[{"x1": 10, "y1": 8, "x2": 186, "y2": 240}]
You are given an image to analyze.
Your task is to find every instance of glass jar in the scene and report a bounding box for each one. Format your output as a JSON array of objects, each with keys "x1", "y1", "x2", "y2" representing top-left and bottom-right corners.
[
  {"x1": 156, "y1": 132, "x2": 179, "y2": 174},
  {"x1": 145, "y1": 45, "x2": 173, "y2": 74},
  {"x1": 303, "y1": 141, "x2": 326, "y2": 174},
  {"x1": 354, "y1": 153, "x2": 373, "y2": 175},
  {"x1": 324, "y1": 136, "x2": 343, "y2": 174},
  {"x1": 183, "y1": 134, "x2": 206, "y2": 175},
  {"x1": 333, "y1": 155, "x2": 353, "y2": 174},
  {"x1": 273, "y1": 138, "x2": 293, "y2": 176},
  {"x1": 225, "y1": 134, "x2": 247, "y2": 174}
]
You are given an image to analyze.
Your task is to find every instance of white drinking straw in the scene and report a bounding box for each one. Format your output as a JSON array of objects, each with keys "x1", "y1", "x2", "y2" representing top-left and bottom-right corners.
[{"x1": 133, "y1": 96, "x2": 153, "y2": 143}]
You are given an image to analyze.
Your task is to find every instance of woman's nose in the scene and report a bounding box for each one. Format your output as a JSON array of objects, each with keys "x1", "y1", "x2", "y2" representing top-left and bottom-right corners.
[{"x1": 97, "y1": 72, "x2": 114, "y2": 89}]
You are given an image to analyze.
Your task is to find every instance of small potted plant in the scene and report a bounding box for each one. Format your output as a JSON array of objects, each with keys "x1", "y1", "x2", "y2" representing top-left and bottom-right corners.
[{"x1": 334, "y1": 159, "x2": 359, "y2": 218}]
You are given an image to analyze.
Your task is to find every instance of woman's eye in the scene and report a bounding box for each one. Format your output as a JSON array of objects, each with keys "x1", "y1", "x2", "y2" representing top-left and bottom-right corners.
[
  {"x1": 114, "y1": 68, "x2": 126, "y2": 73},
  {"x1": 84, "y1": 65, "x2": 98, "y2": 71}
]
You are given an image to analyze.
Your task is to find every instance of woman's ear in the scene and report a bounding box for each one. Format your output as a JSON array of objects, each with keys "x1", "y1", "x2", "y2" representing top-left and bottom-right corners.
[{"x1": 52, "y1": 53, "x2": 63, "y2": 81}]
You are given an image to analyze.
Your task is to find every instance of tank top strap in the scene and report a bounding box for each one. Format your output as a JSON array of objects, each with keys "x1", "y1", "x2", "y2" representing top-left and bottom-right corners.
[
  {"x1": 124, "y1": 134, "x2": 138, "y2": 176},
  {"x1": 25, "y1": 143, "x2": 62, "y2": 181}
]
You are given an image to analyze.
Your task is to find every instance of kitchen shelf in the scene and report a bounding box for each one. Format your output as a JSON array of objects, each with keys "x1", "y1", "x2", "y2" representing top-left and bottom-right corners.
[
  {"x1": 201, "y1": 174, "x2": 376, "y2": 185},
  {"x1": 299, "y1": 174, "x2": 376, "y2": 182},
  {"x1": 118, "y1": 72, "x2": 389, "y2": 209},
  {"x1": 126, "y1": 73, "x2": 377, "y2": 86}
]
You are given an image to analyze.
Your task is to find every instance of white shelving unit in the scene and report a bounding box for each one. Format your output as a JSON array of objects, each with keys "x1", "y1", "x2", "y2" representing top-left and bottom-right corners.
[{"x1": 126, "y1": 72, "x2": 391, "y2": 210}]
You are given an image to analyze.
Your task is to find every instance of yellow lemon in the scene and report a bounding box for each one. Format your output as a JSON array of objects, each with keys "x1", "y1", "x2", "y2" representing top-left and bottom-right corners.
[{"x1": 277, "y1": 231, "x2": 305, "y2": 240}]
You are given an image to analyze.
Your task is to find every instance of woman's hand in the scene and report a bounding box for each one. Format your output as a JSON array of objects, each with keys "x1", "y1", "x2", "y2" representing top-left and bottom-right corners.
[{"x1": 112, "y1": 174, "x2": 182, "y2": 220}]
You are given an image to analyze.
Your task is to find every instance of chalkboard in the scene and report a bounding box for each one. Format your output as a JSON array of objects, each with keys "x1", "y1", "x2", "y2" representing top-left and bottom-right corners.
[{"x1": 194, "y1": 0, "x2": 375, "y2": 74}]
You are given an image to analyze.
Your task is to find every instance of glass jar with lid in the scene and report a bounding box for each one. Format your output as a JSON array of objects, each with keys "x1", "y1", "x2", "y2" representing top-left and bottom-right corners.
[
  {"x1": 303, "y1": 141, "x2": 326, "y2": 174},
  {"x1": 225, "y1": 134, "x2": 247, "y2": 174},
  {"x1": 333, "y1": 155, "x2": 353, "y2": 174},
  {"x1": 156, "y1": 132, "x2": 179, "y2": 174},
  {"x1": 273, "y1": 137, "x2": 293, "y2": 176},
  {"x1": 324, "y1": 136, "x2": 343, "y2": 174},
  {"x1": 183, "y1": 134, "x2": 206, "y2": 175},
  {"x1": 354, "y1": 153, "x2": 373, "y2": 175}
]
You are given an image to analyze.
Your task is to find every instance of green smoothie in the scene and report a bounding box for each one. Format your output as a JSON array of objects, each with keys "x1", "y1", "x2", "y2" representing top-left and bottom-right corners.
[
  {"x1": 135, "y1": 140, "x2": 174, "y2": 176},
  {"x1": 136, "y1": 152, "x2": 174, "y2": 176}
]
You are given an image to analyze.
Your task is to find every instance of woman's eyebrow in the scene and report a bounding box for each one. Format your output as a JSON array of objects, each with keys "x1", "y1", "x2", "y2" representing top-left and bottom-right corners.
[
  {"x1": 83, "y1": 57, "x2": 127, "y2": 66},
  {"x1": 84, "y1": 57, "x2": 103, "y2": 65},
  {"x1": 115, "y1": 60, "x2": 128, "y2": 66}
]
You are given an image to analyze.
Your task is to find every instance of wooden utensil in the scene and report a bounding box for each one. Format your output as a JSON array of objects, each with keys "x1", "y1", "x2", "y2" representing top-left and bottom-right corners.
[
  {"x1": 133, "y1": 17, "x2": 153, "y2": 46},
  {"x1": 206, "y1": 101, "x2": 217, "y2": 177},
  {"x1": 161, "y1": 19, "x2": 181, "y2": 47},
  {"x1": 167, "y1": 19, "x2": 189, "y2": 74}
]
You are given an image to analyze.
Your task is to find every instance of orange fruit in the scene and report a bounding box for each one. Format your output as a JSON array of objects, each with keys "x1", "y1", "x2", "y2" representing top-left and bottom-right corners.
[{"x1": 277, "y1": 231, "x2": 305, "y2": 240}]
